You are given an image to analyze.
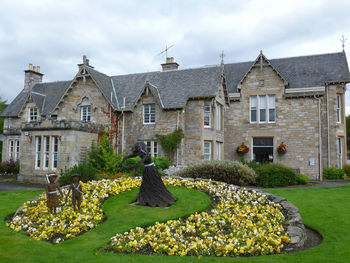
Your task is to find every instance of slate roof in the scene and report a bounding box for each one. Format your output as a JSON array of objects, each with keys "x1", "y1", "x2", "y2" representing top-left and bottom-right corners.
[
  {"x1": 224, "y1": 52, "x2": 350, "y2": 93},
  {"x1": 111, "y1": 66, "x2": 222, "y2": 110},
  {"x1": 0, "y1": 81, "x2": 70, "y2": 117},
  {"x1": 1, "y1": 51, "x2": 349, "y2": 117}
]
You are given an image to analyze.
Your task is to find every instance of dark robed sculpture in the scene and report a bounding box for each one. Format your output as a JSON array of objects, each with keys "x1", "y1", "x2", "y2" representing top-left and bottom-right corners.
[{"x1": 120, "y1": 142, "x2": 176, "y2": 207}]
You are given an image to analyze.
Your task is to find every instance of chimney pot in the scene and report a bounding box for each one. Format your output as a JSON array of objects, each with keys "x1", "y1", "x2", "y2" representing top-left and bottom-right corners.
[
  {"x1": 37, "y1": 66, "x2": 40, "y2": 73},
  {"x1": 33, "y1": 66, "x2": 36, "y2": 71},
  {"x1": 161, "y1": 57, "x2": 179, "y2": 71},
  {"x1": 29, "y1": 63, "x2": 33, "y2": 70}
]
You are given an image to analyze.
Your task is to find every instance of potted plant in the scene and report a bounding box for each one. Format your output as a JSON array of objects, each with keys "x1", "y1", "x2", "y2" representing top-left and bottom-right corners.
[
  {"x1": 277, "y1": 142, "x2": 288, "y2": 155},
  {"x1": 236, "y1": 142, "x2": 249, "y2": 156}
]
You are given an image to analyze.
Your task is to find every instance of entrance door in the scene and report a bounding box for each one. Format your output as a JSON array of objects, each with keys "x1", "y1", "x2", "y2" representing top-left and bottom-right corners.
[{"x1": 252, "y1": 137, "x2": 274, "y2": 163}]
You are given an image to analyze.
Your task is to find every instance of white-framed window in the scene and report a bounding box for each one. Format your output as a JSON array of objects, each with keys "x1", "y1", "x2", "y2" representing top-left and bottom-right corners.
[
  {"x1": 52, "y1": 136, "x2": 59, "y2": 170},
  {"x1": 338, "y1": 137, "x2": 343, "y2": 168},
  {"x1": 35, "y1": 136, "x2": 42, "y2": 169},
  {"x1": 216, "y1": 141, "x2": 222, "y2": 160},
  {"x1": 337, "y1": 94, "x2": 342, "y2": 123},
  {"x1": 29, "y1": 107, "x2": 38, "y2": 122},
  {"x1": 44, "y1": 136, "x2": 50, "y2": 169},
  {"x1": 250, "y1": 95, "x2": 275, "y2": 123},
  {"x1": 8, "y1": 139, "x2": 20, "y2": 161},
  {"x1": 204, "y1": 101, "x2": 211, "y2": 128},
  {"x1": 250, "y1": 96, "x2": 257, "y2": 122},
  {"x1": 268, "y1": 95, "x2": 276, "y2": 122},
  {"x1": 204, "y1": 141, "x2": 212, "y2": 161},
  {"x1": 143, "y1": 104, "x2": 155, "y2": 124},
  {"x1": 216, "y1": 103, "x2": 223, "y2": 130},
  {"x1": 81, "y1": 105, "x2": 91, "y2": 122},
  {"x1": 145, "y1": 141, "x2": 158, "y2": 157}
]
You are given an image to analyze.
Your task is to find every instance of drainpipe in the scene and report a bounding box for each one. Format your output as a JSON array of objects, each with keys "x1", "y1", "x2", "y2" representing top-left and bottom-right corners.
[
  {"x1": 121, "y1": 97, "x2": 125, "y2": 153},
  {"x1": 315, "y1": 95, "x2": 323, "y2": 181},
  {"x1": 176, "y1": 110, "x2": 179, "y2": 166},
  {"x1": 326, "y1": 84, "x2": 330, "y2": 167}
]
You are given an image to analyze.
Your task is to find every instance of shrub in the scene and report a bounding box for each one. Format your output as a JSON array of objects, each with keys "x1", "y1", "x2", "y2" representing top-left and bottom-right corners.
[
  {"x1": 255, "y1": 163, "x2": 298, "y2": 187},
  {"x1": 241, "y1": 159, "x2": 264, "y2": 170},
  {"x1": 175, "y1": 160, "x2": 256, "y2": 186},
  {"x1": 343, "y1": 165, "x2": 350, "y2": 178},
  {"x1": 58, "y1": 162, "x2": 97, "y2": 186},
  {"x1": 3, "y1": 159, "x2": 20, "y2": 175},
  {"x1": 323, "y1": 167, "x2": 345, "y2": 180},
  {"x1": 0, "y1": 162, "x2": 5, "y2": 174},
  {"x1": 296, "y1": 173, "x2": 310, "y2": 185},
  {"x1": 152, "y1": 157, "x2": 173, "y2": 171}
]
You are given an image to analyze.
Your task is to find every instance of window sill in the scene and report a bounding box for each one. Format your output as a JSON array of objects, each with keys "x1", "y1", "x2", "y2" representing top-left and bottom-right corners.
[{"x1": 143, "y1": 123, "x2": 156, "y2": 125}]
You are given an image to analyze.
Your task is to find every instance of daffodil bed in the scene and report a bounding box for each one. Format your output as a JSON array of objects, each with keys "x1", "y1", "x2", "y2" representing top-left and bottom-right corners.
[
  {"x1": 109, "y1": 178, "x2": 291, "y2": 257},
  {"x1": 7, "y1": 177, "x2": 290, "y2": 257}
]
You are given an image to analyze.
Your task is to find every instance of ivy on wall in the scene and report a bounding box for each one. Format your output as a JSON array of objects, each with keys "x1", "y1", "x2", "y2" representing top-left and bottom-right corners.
[{"x1": 156, "y1": 128, "x2": 184, "y2": 155}]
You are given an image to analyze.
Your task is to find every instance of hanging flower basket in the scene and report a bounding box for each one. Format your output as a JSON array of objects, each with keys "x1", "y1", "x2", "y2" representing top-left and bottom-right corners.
[
  {"x1": 237, "y1": 143, "x2": 249, "y2": 156},
  {"x1": 277, "y1": 142, "x2": 288, "y2": 155}
]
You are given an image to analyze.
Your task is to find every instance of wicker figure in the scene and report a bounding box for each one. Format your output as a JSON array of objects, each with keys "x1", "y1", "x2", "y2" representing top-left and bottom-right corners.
[
  {"x1": 65, "y1": 174, "x2": 83, "y2": 211},
  {"x1": 45, "y1": 173, "x2": 63, "y2": 214},
  {"x1": 120, "y1": 142, "x2": 176, "y2": 207}
]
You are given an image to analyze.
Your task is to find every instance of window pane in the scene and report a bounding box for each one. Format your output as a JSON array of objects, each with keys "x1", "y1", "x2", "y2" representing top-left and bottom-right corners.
[
  {"x1": 204, "y1": 101, "x2": 211, "y2": 127},
  {"x1": 268, "y1": 95, "x2": 275, "y2": 108},
  {"x1": 269, "y1": 109, "x2": 275, "y2": 122},
  {"x1": 250, "y1": 96, "x2": 257, "y2": 107},
  {"x1": 251, "y1": 110, "x2": 257, "y2": 122},
  {"x1": 260, "y1": 109, "x2": 266, "y2": 122},
  {"x1": 259, "y1": 96, "x2": 266, "y2": 109}
]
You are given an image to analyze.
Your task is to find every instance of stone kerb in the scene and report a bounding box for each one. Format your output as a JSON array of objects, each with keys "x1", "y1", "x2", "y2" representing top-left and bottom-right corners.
[{"x1": 164, "y1": 176, "x2": 308, "y2": 251}]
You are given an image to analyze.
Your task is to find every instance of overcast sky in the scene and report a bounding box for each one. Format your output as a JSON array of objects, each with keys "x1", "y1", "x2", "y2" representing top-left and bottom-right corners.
[{"x1": 1, "y1": 0, "x2": 350, "y2": 113}]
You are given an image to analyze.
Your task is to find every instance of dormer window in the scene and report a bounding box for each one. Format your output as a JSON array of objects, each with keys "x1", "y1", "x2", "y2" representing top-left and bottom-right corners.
[
  {"x1": 81, "y1": 105, "x2": 91, "y2": 122},
  {"x1": 29, "y1": 107, "x2": 38, "y2": 122}
]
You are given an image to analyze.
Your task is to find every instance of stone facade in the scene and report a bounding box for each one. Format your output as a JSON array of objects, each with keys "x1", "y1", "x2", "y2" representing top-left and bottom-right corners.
[
  {"x1": 1, "y1": 52, "x2": 349, "y2": 183},
  {"x1": 224, "y1": 57, "x2": 347, "y2": 179}
]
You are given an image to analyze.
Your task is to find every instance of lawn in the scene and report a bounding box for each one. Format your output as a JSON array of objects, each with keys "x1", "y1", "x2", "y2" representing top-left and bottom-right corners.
[{"x1": 1, "y1": 184, "x2": 350, "y2": 263}]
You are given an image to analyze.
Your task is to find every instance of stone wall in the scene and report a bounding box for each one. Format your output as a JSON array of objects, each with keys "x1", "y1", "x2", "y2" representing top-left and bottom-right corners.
[
  {"x1": 119, "y1": 90, "x2": 184, "y2": 163},
  {"x1": 224, "y1": 63, "x2": 321, "y2": 179}
]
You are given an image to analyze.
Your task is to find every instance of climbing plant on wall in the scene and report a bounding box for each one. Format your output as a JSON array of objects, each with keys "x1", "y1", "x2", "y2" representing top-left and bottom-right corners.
[{"x1": 156, "y1": 128, "x2": 184, "y2": 156}]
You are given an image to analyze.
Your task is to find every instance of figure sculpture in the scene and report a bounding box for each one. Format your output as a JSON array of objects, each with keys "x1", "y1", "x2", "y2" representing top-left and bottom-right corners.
[
  {"x1": 120, "y1": 142, "x2": 176, "y2": 207},
  {"x1": 65, "y1": 174, "x2": 83, "y2": 211},
  {"x1": 45, "y1": 173, "x2": 63, "y2": 214}
]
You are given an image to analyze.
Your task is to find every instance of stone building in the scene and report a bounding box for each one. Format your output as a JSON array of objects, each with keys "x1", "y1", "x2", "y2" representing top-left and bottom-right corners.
[{"x1": 1, "y1": 52, "x2": 349, "y2": 183}]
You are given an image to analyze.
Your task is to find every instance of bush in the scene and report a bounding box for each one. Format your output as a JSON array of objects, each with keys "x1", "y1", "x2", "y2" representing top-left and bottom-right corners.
[
  {"x1": 175, "y1": 160, "x2": 256, "y2": 186},
  {"x1": 342, "y1": 165, "x2": 350, "y2": 178},
  {"x1": 0, "y1": 162, "x2": 5, "y2": 174},
  {"x1": 1, "y1": 160, "x2": 20, "y2": 175},
  {"x1": 152, "y1": 157, "x2": 173, "y2": 171},
  {"x1": 241, "y1": 159, "x2": 264, "y2": 170},
  {"x1": 255, "y1": 163, "x2": 298, "y2": 187},
  {"x1": 323, "y1": 167, "x2": 345, "y2": 180},
  {"x1": 58, "y1": 162, "x2": 97, "y2": 186},
  {"x1": 296, "y1": 173, "x2": 310, "y2": 185}
]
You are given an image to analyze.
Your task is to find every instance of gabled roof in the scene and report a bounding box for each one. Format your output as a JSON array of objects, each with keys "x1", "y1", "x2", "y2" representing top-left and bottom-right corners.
[
  {"x1": 224, "y1": 51, "x2": 350, "y2": 93},
  {"x1": 112, "y1": 66, "x2": 223, "y2": 110},
  {"x1": 0, "y1": 81, "x2": 70, "y2": 117},
  {"x1": 0, "y1": 89, "x2": 29, "y2": 117},
  {"x1": 2, "y1": 51, "x2": 349, "y2": 117}
]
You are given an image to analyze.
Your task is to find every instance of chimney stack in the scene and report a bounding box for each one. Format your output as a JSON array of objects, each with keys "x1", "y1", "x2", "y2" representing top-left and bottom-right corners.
[
  {"x1": 24, "y1": 63, "x2": 44, "y2": 90},
  {"x1": 78, "y1": 55, "x2": 94, "y2": 71},
  {"x1": 161, "y1": 57, "x2": 179, "y2": 71}
]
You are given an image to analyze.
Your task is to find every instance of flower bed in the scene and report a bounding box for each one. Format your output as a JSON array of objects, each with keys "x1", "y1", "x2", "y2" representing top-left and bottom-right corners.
[
  {"x1": 110, "y1": 178, "x2": 290, "y2": 257},
  {"x1": 7, "y1": 177, "x2": 291, "y2": 257},
  {"x1": 7, "y1": 178, "x2": 141, "y2": 243}
]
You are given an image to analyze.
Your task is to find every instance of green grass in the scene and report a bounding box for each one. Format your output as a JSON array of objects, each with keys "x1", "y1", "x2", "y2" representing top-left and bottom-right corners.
[{"x1": 1, "y1": 184, "x2": 350, "y2": 262}]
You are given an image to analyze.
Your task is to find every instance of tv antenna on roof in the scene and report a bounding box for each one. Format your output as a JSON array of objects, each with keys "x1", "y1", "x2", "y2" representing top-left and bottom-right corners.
[
  {"x1": 158, "y1": 44, "x2": 174, "y2": 62},
  {"x1": 340, "y1": 34, "x2": 347, "y2": 51}
]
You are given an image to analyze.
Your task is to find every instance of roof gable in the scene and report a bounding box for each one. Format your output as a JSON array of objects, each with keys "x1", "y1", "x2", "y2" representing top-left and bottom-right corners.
[{"x1": 238, "y1": 51, "x2": 288, "y2": 89}]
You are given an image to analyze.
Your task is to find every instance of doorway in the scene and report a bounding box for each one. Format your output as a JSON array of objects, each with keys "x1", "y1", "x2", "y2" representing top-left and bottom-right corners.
[{"x1": 252, "y1": 137, "x2": 274, "y2": 163}]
